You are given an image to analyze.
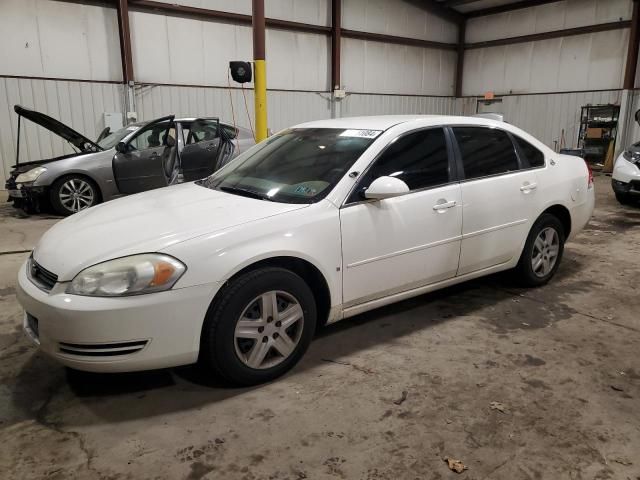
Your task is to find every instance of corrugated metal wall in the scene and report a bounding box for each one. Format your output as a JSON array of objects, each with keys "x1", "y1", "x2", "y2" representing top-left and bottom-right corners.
[
  {"x1": 134, "y1": 84, "x2": 332, "y2": 133},
  {"x1": 0, "y1": 77, "x2": 124, "y2": 181},
  {"x1": 466, "y1": 0, "x2": 632, "y2": 44},
  {"x1": 341, "y1": 38, "x2": 457, "y2": 96},
  {"x1": 456, "y1": 90, "x2": 623, "y2": 150},
  {"x1": 341, "y1": 0, "x2": 458, "y2": 96},
  {"x1": 342, "y1": 93, "x2": 458, "y2": 116},
  {"x1": 0, "y1": 0, "x2": 121, "y2": 81},
  {"x1": 463, "y1": 0, "x2": 633, "y2": 96},
  {"x1": 129, "y1": 12, "x2": 330, "y2": 91}
]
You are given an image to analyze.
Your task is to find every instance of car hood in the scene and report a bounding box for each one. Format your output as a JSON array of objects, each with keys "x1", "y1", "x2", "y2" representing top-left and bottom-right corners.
[
  {"x1": 15, "y1": 105, "x2": 102, "y2": 155},
  {"x1": 33, "y1": 183, "x2": 308, "y2": 281}
]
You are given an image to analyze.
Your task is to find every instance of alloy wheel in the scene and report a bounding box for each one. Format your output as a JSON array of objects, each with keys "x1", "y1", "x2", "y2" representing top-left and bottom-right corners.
[
  {"x1": 234, "y1": 290, "x2": 304, "y2": 370},
  {"x1": 531, "y1": 227, "x2": 560, "y2": 277},
  {"x1": 59, "y1": 178, "x2": 94, "y2": 213}
]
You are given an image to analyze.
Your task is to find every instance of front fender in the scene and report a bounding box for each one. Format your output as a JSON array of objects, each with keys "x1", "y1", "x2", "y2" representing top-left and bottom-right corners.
[{"x1": 163, "y1": 201, "x2": 343, "y2": 309}]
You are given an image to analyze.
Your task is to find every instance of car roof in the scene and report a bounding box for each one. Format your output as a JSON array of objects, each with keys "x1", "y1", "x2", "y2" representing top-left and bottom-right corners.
[{"x1": 291, "y1": 115, "x2": 506, "y2": 131}]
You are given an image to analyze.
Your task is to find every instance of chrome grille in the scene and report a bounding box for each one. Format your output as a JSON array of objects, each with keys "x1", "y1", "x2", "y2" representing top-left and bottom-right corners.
[{"x1": 28, "y1": 256, "x2": 58, "y2": 291}]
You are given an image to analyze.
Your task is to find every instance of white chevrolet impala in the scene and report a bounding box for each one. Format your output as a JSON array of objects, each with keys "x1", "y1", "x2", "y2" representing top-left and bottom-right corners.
[{"x1": 17, "y1": 116, "x2": 594, "y2": 385}]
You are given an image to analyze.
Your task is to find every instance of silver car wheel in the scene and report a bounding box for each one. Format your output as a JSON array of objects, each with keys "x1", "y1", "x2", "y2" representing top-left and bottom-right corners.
[
  {"x1": 234, "y1": 290, "x2": 304, "y2": 370},
  {"x1": 531, "y1": 227, "x2": 560, "y2": 277},
  {"x1": 59, "y1": 178, "x2": 95, "y2": 212}
]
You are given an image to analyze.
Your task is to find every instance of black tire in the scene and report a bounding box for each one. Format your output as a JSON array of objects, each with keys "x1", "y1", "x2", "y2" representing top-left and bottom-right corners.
[
  {"x1": 199, "y1": 267, "x2": 317, "y2": 386},
  {"x1": 514, "y1": 213, "x2": 566, "y2": 287},
  {"x1": 615, "y1": 192, "x2": 634, "y2": 206},
  {"x1": 49, "y1": 175, "x2": 100, "y2": 216}
]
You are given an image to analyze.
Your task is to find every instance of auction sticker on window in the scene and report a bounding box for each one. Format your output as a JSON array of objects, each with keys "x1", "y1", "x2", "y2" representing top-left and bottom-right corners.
[{"x1": 339, "y1": 129, "x2": 382, "y2": 139}]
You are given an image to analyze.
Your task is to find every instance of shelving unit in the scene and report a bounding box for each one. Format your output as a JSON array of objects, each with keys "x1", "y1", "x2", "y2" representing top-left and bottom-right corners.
[{"x1": 577, "y1": 104, "x2": 620, "y2": 165}]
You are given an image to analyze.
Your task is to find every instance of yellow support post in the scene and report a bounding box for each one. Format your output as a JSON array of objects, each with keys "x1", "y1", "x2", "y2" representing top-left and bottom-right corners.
[
  {"x1": 252, "y1": 0, "x2": 268, "y2": 142},
  {"x1": 254, "y1": 59, "x2": 267, "y2": 142}
]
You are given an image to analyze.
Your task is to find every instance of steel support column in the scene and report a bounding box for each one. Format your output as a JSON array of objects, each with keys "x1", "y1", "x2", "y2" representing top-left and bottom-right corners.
[
  {"x1": 331, "y1": 0, "x2": 341, "y2": 92},
  {"x1": 624, "y1": 0, "x2": 640, "y2": 90},
  {"x1": 455, "y1": 20, "x2": 466, "y2": 98},
  {"x1": 252, "y1": 0, "x2": 268, "y2": 142},
  {"x1": 116, "y1": 0, "x2": 134, "y2": 83}
]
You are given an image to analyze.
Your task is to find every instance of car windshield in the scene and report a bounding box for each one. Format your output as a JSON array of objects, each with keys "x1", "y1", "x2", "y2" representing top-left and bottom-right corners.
[
  {"x1": 201, "y1": 128, "x2": 380, "y2": 204},
  {"x1": 97, "y1": 124, "x2": 142, "y2": 149}
]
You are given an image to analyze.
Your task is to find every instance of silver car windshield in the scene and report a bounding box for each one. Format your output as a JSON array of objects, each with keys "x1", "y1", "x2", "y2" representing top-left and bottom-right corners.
[
  {"x1": 97, "y1": 125, "x2": 141, "y2": 150},
  {"x1": 201, "y1": 128, "x2": 379, "y2": 204}
]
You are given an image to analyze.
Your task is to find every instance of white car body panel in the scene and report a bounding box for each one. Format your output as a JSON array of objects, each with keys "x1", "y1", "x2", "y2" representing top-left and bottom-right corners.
[
  {"x1": 612, "y1": 154, "x2": 640, "y2": 184},
  {"x1": 16, "y1": 115, "x2": 595, "y2": 373},
  {"x1": 33, "y1": 182, "x2": 306, "y2": 281},
  {"x1": 458, "y1": 170, "x2": 537, "y2": 275},
  {"x1": 340, "y1": 183, "x2": 462, "y2": 306}
]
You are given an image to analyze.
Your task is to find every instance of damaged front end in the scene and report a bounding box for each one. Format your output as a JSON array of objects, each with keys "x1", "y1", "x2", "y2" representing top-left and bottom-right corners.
[{"x1": 5, "y1": 164, "x2": 48, "y2": 213}]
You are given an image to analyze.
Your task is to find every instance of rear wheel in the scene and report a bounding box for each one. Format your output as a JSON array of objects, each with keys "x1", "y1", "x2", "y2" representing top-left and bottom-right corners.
[
  {"x1": 50, "y1": 175, "x2": 100, "y2": 216},
  {"x1": 514, "y1": 213, "x2": 565, "y2": 287},
  {"x1": 199, "y1": 267, "x2": 316, "y2": 386}
]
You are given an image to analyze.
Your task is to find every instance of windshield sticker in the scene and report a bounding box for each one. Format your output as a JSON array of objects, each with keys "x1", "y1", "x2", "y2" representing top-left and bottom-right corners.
[
  {"x1": 339, "y1": 129, "x2": 382, "y2": 139},
  {"x1": 126, "y1": 126, "x2": 140, "y2": 131},
  {"x1": 294, "y1": 185, "x2": 316, "y2": 196}
]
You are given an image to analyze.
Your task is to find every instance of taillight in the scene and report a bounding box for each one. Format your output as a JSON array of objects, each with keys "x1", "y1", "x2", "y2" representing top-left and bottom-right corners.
[{"x1": 585, "y1": 160, "x2": 594, "y2": 189}]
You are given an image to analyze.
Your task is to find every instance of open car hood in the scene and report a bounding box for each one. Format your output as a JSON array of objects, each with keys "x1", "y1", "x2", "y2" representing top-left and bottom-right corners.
[{"x1": 15, "y1": 105, "x2": 102, "y2": 154}]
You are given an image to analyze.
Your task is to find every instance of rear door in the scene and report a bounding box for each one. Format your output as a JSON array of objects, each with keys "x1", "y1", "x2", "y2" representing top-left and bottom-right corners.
[
  {"x1": 112, "y1": 116, "x2": 175, "y2": 194},
  {"x1": 451, "y1": 126, "x2": 538, "y2": 275},
  {"x1": 180, "y1": 118, "x2": 221, "y2": 181}
]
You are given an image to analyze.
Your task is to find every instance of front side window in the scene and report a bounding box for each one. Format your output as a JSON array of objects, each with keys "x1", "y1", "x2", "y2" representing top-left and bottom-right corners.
[
  {"x1": 513, "y1": 135, "x2": 545, "y2": 168},
  {"x1": 97, "y1": 125, "x2": 140, "y2": 150},
  {"x1": 349, "y1": 128, "x2": 450, "y2": 202},
  {"x1": 128, "y1": 121, "x2": 173, "y2": 151},
  {"x1": 453, "y1": 127, "x2": 519, "y2": 180},
  {"x1": 201, "y1": 128, "x2": 378, "y2": 204}
]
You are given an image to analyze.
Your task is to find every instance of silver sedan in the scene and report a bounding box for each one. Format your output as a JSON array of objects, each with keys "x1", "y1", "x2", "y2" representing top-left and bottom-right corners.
[{"x1": 6, "y1": 106, "x2": 255, "y2": 216}]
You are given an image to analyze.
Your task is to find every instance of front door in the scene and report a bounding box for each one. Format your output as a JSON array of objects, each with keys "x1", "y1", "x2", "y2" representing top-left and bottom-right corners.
[
  {"x1": 112, "y1": 115, "x2": 176, "y2": 194},
  {"x1": 180, "y1": 118, "x2": 223, "y2": 181},
  {"x1": 340, "y1": 128, "x2": 463, "y2": 306},
  {"x1": 451, "y1": 126, "x2": 539, "y2": 275}
]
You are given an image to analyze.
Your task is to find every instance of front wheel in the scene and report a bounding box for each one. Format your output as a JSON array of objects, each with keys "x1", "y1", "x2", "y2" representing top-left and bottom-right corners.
[
  {"x1": 50, "y1": 175, "x2": 100, "y2": 216},
  {"x1": 199, "y1": 267, "x2": 317, "y2": 386},
  {"x1": 514, "y1": 213, "x2": 565, "y2": 287}
]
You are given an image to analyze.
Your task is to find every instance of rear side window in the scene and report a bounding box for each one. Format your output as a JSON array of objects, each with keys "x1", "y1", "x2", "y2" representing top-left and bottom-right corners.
[
  {"x1": 359, "y1": 128, "x2": 450, "y2": 195},
  {"x1": 453, "y1": 127, "x2": 519, "y2": 180},
  {"x1": 513, "y1": 135, "x2": 545, "y2": 168}
]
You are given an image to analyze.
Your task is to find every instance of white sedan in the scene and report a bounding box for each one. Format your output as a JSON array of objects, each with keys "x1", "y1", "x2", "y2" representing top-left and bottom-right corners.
[{"x1": 17, "y1": 115, "x2": 594, "y2": 385}]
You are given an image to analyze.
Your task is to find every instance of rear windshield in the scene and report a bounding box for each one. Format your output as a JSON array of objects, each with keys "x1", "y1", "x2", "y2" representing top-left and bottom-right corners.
[{"x1": 200, "y1": 128, "x2": 380, "y2": 204}]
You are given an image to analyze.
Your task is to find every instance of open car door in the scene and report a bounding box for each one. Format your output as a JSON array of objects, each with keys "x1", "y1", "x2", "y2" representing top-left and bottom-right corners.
[
  {"x1": 179, "y1": 118, "x2": 226, "y2": 182},
  {"x1": 112, "y1": 115, "x2": 177, "y2": 194}
]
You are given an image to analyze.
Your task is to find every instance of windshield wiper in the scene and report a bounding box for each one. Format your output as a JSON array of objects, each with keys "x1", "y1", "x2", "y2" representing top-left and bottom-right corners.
[{"x1": 219, "y1": 186, "x2": 273, "y2": 201}]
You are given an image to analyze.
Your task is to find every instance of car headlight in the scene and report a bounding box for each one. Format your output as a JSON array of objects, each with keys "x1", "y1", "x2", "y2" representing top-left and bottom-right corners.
[
  {"x1": 67, "y1": 254, "x2": 186, "y2": 297},
  {"x1": 15, "y1": 166, "x2": 47, "y2": 183},
  {"x1": 623, "y1": 150, "x2": 640, "y2": 165}
]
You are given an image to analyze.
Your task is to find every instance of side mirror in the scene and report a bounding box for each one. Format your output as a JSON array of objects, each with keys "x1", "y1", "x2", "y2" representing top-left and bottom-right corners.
[
  {"x1": 635, "y1": 109, "x2": 640, "y2": 127},
  {"x1": 115, "y1": 141, "x2": 127, "y2": 153},
  {"x1": 364, "y1": 176, "x2": 410, "y2": 200}
]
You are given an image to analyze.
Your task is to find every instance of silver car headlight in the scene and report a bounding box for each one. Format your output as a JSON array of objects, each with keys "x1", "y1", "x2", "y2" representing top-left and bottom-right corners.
[
  {"x1": 67, "y1": 254, "x2": 186, "y2": 297},
  {"x1": 16, "y1": 166, "x2": 47, "y2": 183}
]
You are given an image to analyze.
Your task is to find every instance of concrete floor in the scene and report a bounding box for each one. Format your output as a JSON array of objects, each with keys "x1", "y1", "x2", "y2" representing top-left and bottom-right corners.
[{"x1": 1, "y1": 174, "x2": 639, "y2": 480}]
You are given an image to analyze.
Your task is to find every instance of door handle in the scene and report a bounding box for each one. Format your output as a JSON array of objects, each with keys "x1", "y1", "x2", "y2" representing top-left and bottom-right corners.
[
  {"x1": 432, "y1": 200, "x2": 457, "y2": 212},
  {"x1": 520, "y1": 182, "x2": 537, "y2": 192}
]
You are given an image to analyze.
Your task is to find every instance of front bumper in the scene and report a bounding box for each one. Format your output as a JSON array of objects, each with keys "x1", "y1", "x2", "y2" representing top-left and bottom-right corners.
[
  {"x1": 611, "y1": 179, "x2": 640, "y2": 197},
  {"x1": 16, "y1": 260, "x2": 220, "y2": 372},
  {"x1": 5, "y1": 177, "x2": 46, "y2": 210}
]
